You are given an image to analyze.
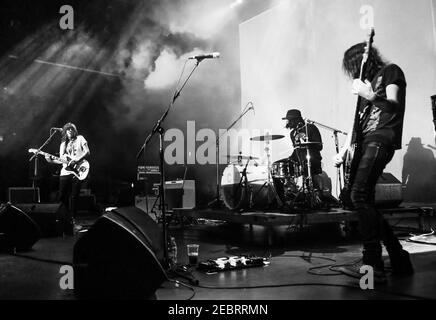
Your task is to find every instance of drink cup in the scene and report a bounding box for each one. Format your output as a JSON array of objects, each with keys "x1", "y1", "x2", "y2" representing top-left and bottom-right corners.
[{"x1": 187, "y1": 244, "x2": 199, "y2": 265}]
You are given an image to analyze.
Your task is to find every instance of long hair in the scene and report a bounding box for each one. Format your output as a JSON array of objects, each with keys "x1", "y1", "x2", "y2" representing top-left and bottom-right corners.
[
  {"x1": 342, "y1": 42, "x2": 388, "y2": 81},
  {"x1": 61, "y1": 122, "x2": 78, "y2": 143}
]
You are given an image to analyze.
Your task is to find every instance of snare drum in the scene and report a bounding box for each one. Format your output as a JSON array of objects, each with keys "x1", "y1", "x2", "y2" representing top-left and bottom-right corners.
[
  {"x1": 272, "y1": 158, "x2": 295, "y2": 179},
  {"x1": 272, "y1": 161, "x2": 290, "y2": 178}
]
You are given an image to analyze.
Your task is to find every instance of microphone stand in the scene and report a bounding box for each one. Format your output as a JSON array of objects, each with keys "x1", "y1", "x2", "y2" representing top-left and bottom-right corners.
[
  {"x1": 29, "y1": 129, "x2": 59, "y2": 201},
  {"x1": 208, "y1": 102, "x2": 254, "y2": 209},
  {"x1": 136, "y1": 59, "x2": 202, "y2": 269},
  {"x1": 305, "y1": 118, "x2": 347, "y2": 192}
]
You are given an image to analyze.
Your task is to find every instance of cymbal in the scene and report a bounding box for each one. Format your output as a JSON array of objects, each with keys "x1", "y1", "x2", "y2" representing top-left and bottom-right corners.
[
  {"x1": 250, "y1": 135, "x2": 284, "y2": 141},
  {"x1": 227, "y1": 155, "x2": 259, "y2": 160}
]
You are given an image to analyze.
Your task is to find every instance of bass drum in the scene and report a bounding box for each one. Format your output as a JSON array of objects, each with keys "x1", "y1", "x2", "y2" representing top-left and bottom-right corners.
[{"x1": 221, "y1": 164, "x2": 282, "y2": 211}]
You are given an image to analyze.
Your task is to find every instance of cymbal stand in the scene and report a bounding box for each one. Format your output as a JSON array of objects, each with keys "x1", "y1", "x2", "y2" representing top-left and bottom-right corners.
[
  {"x1": 303, "y1": 120, "x2": 313, "y2": 193},
  {"x1": 250, "y1": 134, "x2": 283, "y2": 209}
]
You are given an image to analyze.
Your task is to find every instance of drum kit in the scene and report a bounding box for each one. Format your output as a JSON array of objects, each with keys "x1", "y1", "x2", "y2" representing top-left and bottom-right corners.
[{"x1": 220, "y1": 133, "x2": 323, "y2": 212}]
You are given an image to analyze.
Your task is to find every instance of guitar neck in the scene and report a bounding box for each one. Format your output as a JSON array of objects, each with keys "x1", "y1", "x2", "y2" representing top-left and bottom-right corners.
[
  {"x1": 350, "y1": 28, "x2": 375, "y2": 144},
  {"x1": 38, "y1": 151, "x2": 67, "y2": 164}
]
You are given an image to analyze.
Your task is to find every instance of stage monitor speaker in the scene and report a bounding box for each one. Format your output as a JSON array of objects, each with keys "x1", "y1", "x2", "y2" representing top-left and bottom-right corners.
[
  {"x1": 15, "y1": 203, "x2": 69, "y2": 237},
  {"x1": 73, "y1": 206, "x2": 167, "y2": 299},
  {"x1": 375, "y1": 172, "x2": 403, "y2": 207},
  {"x1": 0, "y1": 203, "x2": 41, "y2": 251}
]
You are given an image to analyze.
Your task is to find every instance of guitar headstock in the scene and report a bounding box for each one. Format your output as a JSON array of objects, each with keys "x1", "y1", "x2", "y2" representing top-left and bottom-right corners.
[
  {"x1": 363, "y1": 28, "x2": 375, "y2": 62},
  {"x1": 359, "y1": 28, "x2": 375, "y2": 79}
]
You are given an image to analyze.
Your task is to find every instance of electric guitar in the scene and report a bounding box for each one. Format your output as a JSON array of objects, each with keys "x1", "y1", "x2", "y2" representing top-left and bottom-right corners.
[
  {"x1": 340, "y1": 28, "x2": 375, "y2": 208},
  {"x1": 28, "y1": 148, "x2": 90, "y2": 180}
]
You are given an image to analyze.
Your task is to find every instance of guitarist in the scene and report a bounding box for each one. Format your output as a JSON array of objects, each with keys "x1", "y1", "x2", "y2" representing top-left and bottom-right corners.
[
  {"x1": 333, "y1": 42, "x2": 413, "y2": 282},
  {"x1": 45, "y1": 122, "x2": 90, "y2": 232}
]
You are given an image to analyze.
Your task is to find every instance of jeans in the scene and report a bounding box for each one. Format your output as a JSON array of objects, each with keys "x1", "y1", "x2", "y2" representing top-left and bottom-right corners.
[
  {"x1": 59, "y1": 175, "x2": 83, "y2": 219},
  {"x1": 350, "y1": 141, "x2": 403, "y2": 269}
]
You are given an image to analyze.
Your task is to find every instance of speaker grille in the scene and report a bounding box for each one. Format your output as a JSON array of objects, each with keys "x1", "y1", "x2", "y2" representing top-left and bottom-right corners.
[
  {"x1": 73, "y1": 207, "x2": 167, "y2": 299},
  {"x1": 0, "y1": 204, "x2": 40, "y2": 251}
]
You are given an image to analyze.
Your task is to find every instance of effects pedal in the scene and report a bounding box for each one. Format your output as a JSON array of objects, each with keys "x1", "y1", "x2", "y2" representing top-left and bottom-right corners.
[{"x1": 197, "y1": 255, "x2": 270, "y2": 273}]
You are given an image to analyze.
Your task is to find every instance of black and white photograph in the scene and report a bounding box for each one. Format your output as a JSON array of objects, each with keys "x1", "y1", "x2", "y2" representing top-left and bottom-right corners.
[{"x1": 1, "y1": 0, "x2": 436, "y2": 307}]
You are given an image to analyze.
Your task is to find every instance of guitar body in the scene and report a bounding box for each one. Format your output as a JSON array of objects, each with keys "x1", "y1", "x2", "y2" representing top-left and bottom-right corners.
[
  {"x1": 340, "y1": 143, "x2": 359, "y2": 209},
  {"x1": 61, "y1": 158, "x2": 90, "y2": 180}
]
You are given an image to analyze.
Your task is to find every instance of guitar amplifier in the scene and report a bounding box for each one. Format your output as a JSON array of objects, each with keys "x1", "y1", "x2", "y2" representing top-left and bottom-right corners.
[
  {"x1": 164, "y1": 180, "x2": 195, "y2": 210},
  {"x1": 375, "y1": 173, "x2": 403, "y2": 207},
  {"x1": 8, "y1": 187, "x2": 40, "y2": 204}
]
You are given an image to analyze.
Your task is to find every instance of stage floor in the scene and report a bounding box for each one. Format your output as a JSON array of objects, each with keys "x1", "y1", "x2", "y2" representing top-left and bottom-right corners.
[
  {"x1": 173, "y1": 204, "x2": 433, "y2": 228},
  {"x1": 1, "y1": 208, "x2": 436, "y2": 300}
]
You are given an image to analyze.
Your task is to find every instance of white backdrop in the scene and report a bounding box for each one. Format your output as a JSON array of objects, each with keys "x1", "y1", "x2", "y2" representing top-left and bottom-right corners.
[{"x1": 239, "y1": 0, "x2": 436, "y2": 198}]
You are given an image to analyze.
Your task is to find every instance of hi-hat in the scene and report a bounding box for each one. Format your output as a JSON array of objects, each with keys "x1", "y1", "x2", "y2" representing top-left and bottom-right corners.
[
  {"x1": 250, "y1": 135, "x2": 284, "y2": 141},
  {"x1": 226, "y1": 154, "x2": 259, "y2": 160}
]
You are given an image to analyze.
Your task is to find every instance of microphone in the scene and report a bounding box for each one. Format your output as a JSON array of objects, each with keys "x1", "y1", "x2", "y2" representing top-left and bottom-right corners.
[
  {"x1": 188, "y1": 52, "x2": 220, "y2": 60},
  {"x1": 51, "y1": 127, "x2": 63, "y2": 132},
  {"x1": 249, "y1": 102, "x2": 255, "y2": 115}
]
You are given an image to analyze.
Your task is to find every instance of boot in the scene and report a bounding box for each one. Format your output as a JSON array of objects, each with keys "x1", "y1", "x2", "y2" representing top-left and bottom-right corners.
[{"x1": 388, "y1": 249, "x2": 414, "y2": 277}]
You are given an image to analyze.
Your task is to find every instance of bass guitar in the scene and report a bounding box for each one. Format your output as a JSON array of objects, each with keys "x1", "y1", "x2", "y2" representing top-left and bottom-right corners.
[
  {"x1": 340, "y1": 28, "x2": 375, "y2": 208},
  {"x1": 28, "y1": 148, "x2": 90, "y2": 180}
]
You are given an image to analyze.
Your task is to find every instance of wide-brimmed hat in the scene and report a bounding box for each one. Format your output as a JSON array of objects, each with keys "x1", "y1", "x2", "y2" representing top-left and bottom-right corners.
[{"x1": 282, "y1": 109, "x2": 302, "y2": 120}]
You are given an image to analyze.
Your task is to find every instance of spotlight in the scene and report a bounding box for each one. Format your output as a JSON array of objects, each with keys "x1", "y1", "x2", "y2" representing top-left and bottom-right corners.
[{"x1": 230, "y1": 0, "x2": 244, "y2": 9}]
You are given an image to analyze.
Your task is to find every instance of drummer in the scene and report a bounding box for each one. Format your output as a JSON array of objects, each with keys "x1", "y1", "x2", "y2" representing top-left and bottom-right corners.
[{"x1": 282, "y1": 109, "x2": 323, "y2": 176}]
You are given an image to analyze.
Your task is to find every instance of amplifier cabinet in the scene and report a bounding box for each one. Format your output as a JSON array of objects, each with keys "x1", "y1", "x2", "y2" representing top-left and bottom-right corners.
[{"x1": 164, "y1": 180, "x2": 195, "y2": 210}]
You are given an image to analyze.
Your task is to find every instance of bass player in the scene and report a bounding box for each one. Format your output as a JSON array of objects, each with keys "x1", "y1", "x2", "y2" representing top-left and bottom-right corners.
[{"x1": 333, "y1": 39, "x2": 413, "y2": 283}]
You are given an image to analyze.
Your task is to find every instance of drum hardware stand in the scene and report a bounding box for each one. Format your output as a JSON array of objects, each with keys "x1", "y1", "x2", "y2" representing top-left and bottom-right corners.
[
  {"x1": 250, "y1": 133, "x2": 283, "y2": 210},
  {"x1": 290, "y1": 120, "x2": 322, "y2": 210},
  {"x1": 238, "y1": 157, "x2": 252, "y2": 209},
  {"x1": 208, "y1": 102, "x2": 254, "y2": 209},
  {"x1": 303, "y1": 119, "x2": 318, "y2": 209},
  {"x1": 136, "y1": 58, "x2": 202, "y2": 269}
]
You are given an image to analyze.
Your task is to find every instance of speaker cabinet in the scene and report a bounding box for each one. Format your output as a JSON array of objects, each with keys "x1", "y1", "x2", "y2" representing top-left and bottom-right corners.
[
  {"x1": 164, "y1": 180, "x2": 196, "y2": 209},
  {"x1": 73, "y1": 206, "x2": 167, "y2": 299},
  {"x1": 15, "y1": 203, "x2": 69, "y2": 237},
  {"x1": 8, "y1": 187, "x2": 40, "y2": 204},
  {"x1": 0, "y1": 203, "x2": 40, "y2": 251},
  {"x1": 375, "y1": 173, "x2": 403, "y2": 207}
]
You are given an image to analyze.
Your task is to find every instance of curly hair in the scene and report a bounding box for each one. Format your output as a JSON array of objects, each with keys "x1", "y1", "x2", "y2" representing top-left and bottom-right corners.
[
  {"x1": 61, "y1": 122, "x2": 78, "y2": 142},
  {"x1": 342, "y1": 42, "x2": 388, "y2": 81}
]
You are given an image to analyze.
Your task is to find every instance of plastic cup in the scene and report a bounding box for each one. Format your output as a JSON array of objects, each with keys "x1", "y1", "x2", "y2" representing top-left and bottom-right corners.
[{"x1": 187, "y1": 244, "x2": 199, "y2": 265}]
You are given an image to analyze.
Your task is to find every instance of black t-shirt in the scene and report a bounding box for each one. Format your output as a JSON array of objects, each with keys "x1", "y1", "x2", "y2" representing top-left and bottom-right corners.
[
  {"x1": 290, "y1": 123, "x2": 323, "y2": 174},
  {"x1": 356, "y1": 64, "x2": 406, "y2": 149}
]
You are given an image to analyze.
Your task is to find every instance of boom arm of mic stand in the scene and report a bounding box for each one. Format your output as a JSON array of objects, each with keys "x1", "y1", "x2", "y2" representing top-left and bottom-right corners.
[
  {"x1": 305, "y1": 118, "x2": 346, "y2": 192},
  {"x1": 217, "y1": 104, "x2": 254, "y2": 142},
  {"x1": 29, "y1": 129, "x2": 58, "y2": 162},
  {"x1": 135, "y1": 61, "x2": 200, "y2": 160},
  {"x1": 305, "y1": 118, "x2": 347, "y2": 136}
]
